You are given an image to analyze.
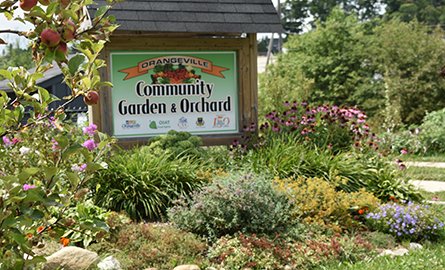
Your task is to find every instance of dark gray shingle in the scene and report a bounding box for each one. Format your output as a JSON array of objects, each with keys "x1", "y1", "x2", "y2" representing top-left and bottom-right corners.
[{"x1": 91, "y1": 0, "x2": 282, "y2": 33}]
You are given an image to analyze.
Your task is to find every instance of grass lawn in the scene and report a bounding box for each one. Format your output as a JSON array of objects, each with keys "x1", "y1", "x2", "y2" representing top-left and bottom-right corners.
[
  {"x1": 404, "y1": 166, "x2": 445, "y2": 181},
  {"x1": 403, "y1": 154, "x2": 445, "y2": 162},
  {"x1": 322, "y1": 243, "x2": 445, "y2": 270},
  {"x1": 420, "y1": 190, "x2": 445, "y2": 201}
]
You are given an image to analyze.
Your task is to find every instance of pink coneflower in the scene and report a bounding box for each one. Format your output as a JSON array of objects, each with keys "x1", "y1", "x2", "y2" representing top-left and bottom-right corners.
[
  {"x1": 82, "y1": 139, "x2": 97, "y2": 151},
  {"x1": 23, "y1": 184, "x2": 36, "y2": 191}
]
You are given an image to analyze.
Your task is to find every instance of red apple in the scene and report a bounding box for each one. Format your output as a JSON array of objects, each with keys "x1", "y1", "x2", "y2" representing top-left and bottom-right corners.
[
  {"x1": 20, "y1": 0, "x2": 38, "y2": 11},
  {"x1": 57, "y1": 42, "x2": 67, "y2": 54},
  {"x1": 83, "y1": 91, "x2": 99, "y2": 105},
  {"x1": 38, "y1": 0, "x2": 50, "y2": 5},
  {"x1": 62, "y1": 19, "x2": 76, "y2": 42},
  {"x1": 41, "y1": 29, "x2": 61, "y2": 47}
]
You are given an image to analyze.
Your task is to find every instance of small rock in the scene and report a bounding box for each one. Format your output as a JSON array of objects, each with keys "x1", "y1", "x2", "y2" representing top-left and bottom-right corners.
[
  {"x1": 284, "y1": 266, "x2": 292, "y2": 270},
  {"x1": 143, "y1": 268, "x2": 158, "y2": 270},
  {"x1": 44, "y1": 247, "x2": 99, "y2": 270},
  {"x1": 409, "y1": 243, "x2": 423, "y2": 250},
  {"x1": 378, "y1": 249, "x2": 395, "y2": 256},
  {"x1": 97, "y1": 256, "x2": 121, "y2": 270},
  {"x1": 205, "y1": 268, "x2": 217, "y2": 270},
  {"x1": 173, "y1": 265, "x2": 200, "y2": 270},
  {"x1": 393, "y1": 248, "x2": 409, "y2": 256},
  {"x1": 379, "y1": 248, "x2": 409, "y2": 257}
]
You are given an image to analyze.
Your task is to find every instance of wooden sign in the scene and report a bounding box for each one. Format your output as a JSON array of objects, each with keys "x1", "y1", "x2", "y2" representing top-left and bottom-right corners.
[{"x1": 110, "y1": 51, "x2": 239, "y2": 138}]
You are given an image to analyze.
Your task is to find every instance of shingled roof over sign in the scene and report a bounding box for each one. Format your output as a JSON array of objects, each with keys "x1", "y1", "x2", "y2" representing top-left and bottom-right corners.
[{"x1": 92, "y1": 0, "x2": 283, "y2": 33}]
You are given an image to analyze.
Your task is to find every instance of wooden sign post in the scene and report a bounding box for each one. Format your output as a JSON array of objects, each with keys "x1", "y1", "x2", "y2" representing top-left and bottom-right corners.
[{"x1": 89, "y1": 0, "x2": 282, "y2": 145}]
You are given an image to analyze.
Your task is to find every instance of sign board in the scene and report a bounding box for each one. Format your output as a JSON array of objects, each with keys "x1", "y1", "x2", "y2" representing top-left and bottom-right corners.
[{"x1": 110, "y1": 51, "x2": 238, "y2": 138}]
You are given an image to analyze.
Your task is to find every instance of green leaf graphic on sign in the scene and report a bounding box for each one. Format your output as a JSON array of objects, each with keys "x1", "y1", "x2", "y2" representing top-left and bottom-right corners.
[{"x1": 149, "y1": 121, "x2": 157, "y2": 129}]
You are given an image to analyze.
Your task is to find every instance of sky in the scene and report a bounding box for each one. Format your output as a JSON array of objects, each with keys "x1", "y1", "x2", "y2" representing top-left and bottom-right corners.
[{"x1": 0, "y1": 0, "x2": 280, "y2": 53}]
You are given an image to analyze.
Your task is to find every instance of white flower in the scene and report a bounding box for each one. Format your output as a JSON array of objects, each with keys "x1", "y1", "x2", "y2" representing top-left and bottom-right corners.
[{"x1": 19, "y1": 147, "x2": 31, "y2": 155}]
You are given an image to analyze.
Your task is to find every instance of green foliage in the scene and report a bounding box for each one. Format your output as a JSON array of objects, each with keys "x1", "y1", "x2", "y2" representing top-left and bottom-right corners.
[
  {"x1": 370, "y1": 19, "x2": 445, "y2": 128},
  {"x1": 243, "y1": 136, "x2": 421, "y2": 202},
  {"x1": 262, "y1": 10, "x2": 445, "y2": 128},
  {"x1": 378, "y1": 130, "x2": 425, "y2": 155},
  {"x1": 282, "y1": 0, "x2": 381, "y2": 33},
  {"x1": 90, "y1": 222, "x2": 208, "y2": 270},
  {"x1": 380, "y1": 108, "x2": 445, "y2": 155},
  {"x1": 417, "y1": 108, "x2": 445, "y2": 153},
  {"x1": 208, "y1": 233, "x2": 376, "y2": 270},
  {"x1": 0, "y1": 121, "x2": 114, "y2": 268},
  {"x1": 0, "y1": 0, "x2": 117, "y2": 267},
  {"x1": 168, "y1": 172, "x2": 293, "y2": 239},
  {"x1": 0, "y1": 43, "x2": 33, "y2": 79},
  {"x1": 91, "y1": 146, "x2": 206, "y2": 221},
  {"x1": 262, "y1": 9, "x2": 383, "y2": 120},
  {"x1": 61, "y1": 200, "x2": 110, "y2": 247},
  {"x1": 384, "y1": 0, "x2": 445, "y2": 28},
  {"x1": 148, "y1": 130, "x2": 205, "y2": 159}
]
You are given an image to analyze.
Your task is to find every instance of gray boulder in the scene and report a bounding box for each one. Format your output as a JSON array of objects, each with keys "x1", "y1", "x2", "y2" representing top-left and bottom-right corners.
[
  {"x1": 173, "y1": 265, "x2": 200, "y2": 270},
  {"x1": 44, "y1": 246, "x2": 99, "y2": 270}
]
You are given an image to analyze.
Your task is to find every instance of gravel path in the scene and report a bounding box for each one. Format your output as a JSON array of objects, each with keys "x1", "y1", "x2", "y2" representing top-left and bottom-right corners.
[
  {"x1": 404, "y1": 162, "x2": 445, "y2": 196},
  {"x1": 405, "y1": 162, "x2": 445, "y2": 168},
  {"x1": 410, "y1": 180, "x2": 445, "y2": 192}
]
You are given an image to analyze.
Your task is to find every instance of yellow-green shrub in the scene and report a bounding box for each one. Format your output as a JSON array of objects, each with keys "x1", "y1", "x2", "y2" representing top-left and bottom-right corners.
[{"x1": 274, "y1": 176, "x2": 380, "y2": 231}]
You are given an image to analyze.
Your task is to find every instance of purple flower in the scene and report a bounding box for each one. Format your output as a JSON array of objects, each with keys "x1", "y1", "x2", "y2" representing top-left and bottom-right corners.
[
  {"x1": 82, "y1": 139, "x2": 97, "y2": 151},
  {"x1": 71, "y1": 163, "x2": 87, "y2": 172},
  {"x1": 23, "y1": 184, "x2": 36, "y2": 191},
  {"x1": 400, "y1": 149, "x2": 408, "y2": 155},
  {"x1": 82, "y1": 124, "x2": 97, "y2": 136},
  {"x1": 51, "y1": 139, "x2": 59, "y2": 151}
]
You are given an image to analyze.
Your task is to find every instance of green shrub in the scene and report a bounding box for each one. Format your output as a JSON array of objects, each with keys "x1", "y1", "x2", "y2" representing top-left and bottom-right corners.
[
  {"x1": 275, "y1": 176, "x2": 380, "y2": 232},
  {"x1": 91, "y1": 146, "x2": 206, "y2": 221},
  {"x1": 148, "y1": 130, "x2": 205, "y2": 159},
  {"x1": 378, "y1": 130, "x2": 425, "y2": 155},
  {"x1": 379, "y1": 108, "x2": 445, "y2": 155},
  {"x1": 90, "y1": 222, "x2": 208, "y2": 270},
  {"x1": 418, "y1": 108, "x2": 445, "y2": 153},
  {"x1": 168, "y1": 172, "x2": 293, "y2": 238}
]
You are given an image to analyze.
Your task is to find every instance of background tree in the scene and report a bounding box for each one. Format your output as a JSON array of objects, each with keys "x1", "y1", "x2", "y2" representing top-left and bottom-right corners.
[
  {"x1": 0, "y1": 41, "x2": 33, "y2": 79},
  {"x1": 261, "y1": 9, "x2": 382, "y2": 118},
  {"x1": 282, "y1": 0, "x2": 381, "y2": 33},
  {"x1": 383, "y1": 0, "x2": 445, "y2": 27},
  {"x1": 261, "y1": 9, "x2": 445, "y2": 129},
  {"x1": 369, "y1": 19, "x2": 445, "y2": 129}
]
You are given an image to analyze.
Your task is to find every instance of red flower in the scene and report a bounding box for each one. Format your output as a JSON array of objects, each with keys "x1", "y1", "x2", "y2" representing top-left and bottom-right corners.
[
  {"x1": 60, "y1": 237, "x2": 70, "y2": 247},
  {"x1": 36, "y1": 226, "x2": 45, "y2": 234}
]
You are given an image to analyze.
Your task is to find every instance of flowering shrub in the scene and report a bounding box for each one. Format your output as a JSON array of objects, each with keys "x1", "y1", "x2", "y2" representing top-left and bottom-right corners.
[
  {"x1": 0, "y1": 120, "x2": 114, "y2": 267},
  {"x1": 0, "y1": 0, "x2": 117, "y2": 267},
  {"x1": 207, "y1": 233, "x2": 375, "y2": 270},
  {"x1": 260, "y1": 102, "x2": 378, "y2": 152},
  {"x1": 274, "y1": 176, "x2": 380, "y2": 231},
  {"x1": 366, "y1": 202, "x2": 445, "y2": 241},
  {"x1": 168, "y1": 172, "x2": 293, "y2": 238}
]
